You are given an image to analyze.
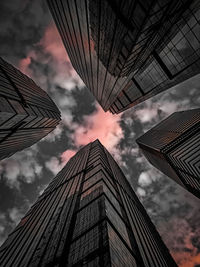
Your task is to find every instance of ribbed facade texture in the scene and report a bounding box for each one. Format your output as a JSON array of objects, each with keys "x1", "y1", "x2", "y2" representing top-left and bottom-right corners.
[
  {"x1": 0, "y1": 57, "x2": 61, "y2": 160},
  {"x1": 137, "y1": 109, "x2": 200, "y2": 199},
  {"x1": 0, "y1": 140, "x2": 177, "y2": 266},
  {"x1": 47, "y1": 0, "x2": 200, "y2": 113}
]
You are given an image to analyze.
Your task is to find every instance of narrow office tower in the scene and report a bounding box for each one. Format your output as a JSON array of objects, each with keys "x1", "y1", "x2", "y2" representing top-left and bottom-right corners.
[
  {"x1": 0, "y1": 140, "x2": 177, "y2": 267},
  {"x1": 137, "y1": 109, "x2": 200, "y2": 199},
  {"x1": 47, "y1": 0, "x2": 200, "y2": 113},
  {"x1": 0, "y1": 57, "x2": 61, "y2": 160}
]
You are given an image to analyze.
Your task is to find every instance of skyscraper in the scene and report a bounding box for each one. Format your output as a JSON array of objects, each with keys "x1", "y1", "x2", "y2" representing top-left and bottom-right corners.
[
  {"x1": 47, "y1": 0, "x2": 200, "y2": 113},
  {"x1": 0, "y1": 140, "x2": 177, "y2": 266},
  {"x1": 0, "y1": 57, "x2": 61, "y2": 160},
  {"x1": 137, "y1": 109, "x2": 200, "y2": 199}
]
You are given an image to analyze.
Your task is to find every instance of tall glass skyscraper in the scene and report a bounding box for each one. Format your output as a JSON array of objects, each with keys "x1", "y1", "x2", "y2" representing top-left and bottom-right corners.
[
  {"x1": 0, "y1": 140, "x2": 177, "y2": 266},
  {"x1": 0, "y1": 57, "x2": 61, "y2": 160},
  {"x1": 137, "y1": 109, "x2": 200, "y2": 199},
  {"x1": 47, "y1": 0, "x2": 200, "y2": 113}
]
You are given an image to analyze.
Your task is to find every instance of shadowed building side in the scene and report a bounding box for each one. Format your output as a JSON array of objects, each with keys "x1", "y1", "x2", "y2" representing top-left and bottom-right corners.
[
  {"x1": 47, "y1": 0, "x2": 200, "y2": 114},
  {"x1": 0, "y1": 57, "x2": 61, "y2": 160},
  {"x1": 137, "y1": 109, "x2": 200, "y2": 199},
  {"x1": 0, "y1": 140, "x2": 177, "y2": 266}
]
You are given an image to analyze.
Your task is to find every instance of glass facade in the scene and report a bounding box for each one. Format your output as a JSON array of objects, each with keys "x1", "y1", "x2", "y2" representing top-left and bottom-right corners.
[
  {"x1": 0, "y1": 57, "x2": 61, "y2": 160},
  {"x1": 47, "y1": 0, "x2": 200, "y2": 113},
  {"x1": 137, "y1": 109, "x2": 200, "y2": 199},
  {"x1": 0, "y1": 140, "x2": 177, "y2": 266}
]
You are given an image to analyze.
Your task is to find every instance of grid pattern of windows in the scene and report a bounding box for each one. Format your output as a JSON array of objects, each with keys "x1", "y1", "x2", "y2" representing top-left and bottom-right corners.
[
  {"x1": 0, "y1": 140, "x2": 177, "y2": 266},
  {"x1": 0, "y1": 143, "x2": 91, "y2": 267},
  {"x1": 0, "y1": 57, "x2": 61, "y2": 160},
  {"x1": 134, "y1": 57, "x2": 168, "y2": 93},
  {"x1": 137, "y1": 109, "x2": 200, "y2": 199},
  {"x1": 108, "y1": 224, "x2": 137, "y2": 267},
  {"x1": 68, "y1": 225, "x2": 104, "y2": 265},
  {"x1": 167, "y1": 130, "x2": 200, "y2": 197},
  {"x1": 104, "y1": 146, "x2": 178, "y2": 267},
  {"x1": 136, "y1": 109, "x2": 200, "y2": 150},
  {"x1": 48, "y1": 0, "x2": 200, "y2": 114},
  {"x1": 158, "y1": 6, "x2": 200, "y2": 76}
]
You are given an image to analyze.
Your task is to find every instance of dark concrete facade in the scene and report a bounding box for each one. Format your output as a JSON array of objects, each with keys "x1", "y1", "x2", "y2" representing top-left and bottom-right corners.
[
  {"x1": 0, "y1": 140, "x2": 177, "y2": 266},
  {"x1": 0, "y1": 57, "x2": 61, "y2": 160},
  {"x1": 137, "y1": 109, "x2": 200, "y2": 199},
  {"x1": 48, "y1": 0, "x2": 200, "y2": 113}
]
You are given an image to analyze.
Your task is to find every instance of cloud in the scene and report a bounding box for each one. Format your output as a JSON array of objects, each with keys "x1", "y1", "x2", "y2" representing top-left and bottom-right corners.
[
  {"x1": 1, "y1": 3, "x2": 200, "y2": 265},
  {"x1": 0, "y1": 145, "x2": 42, "y2": 189},
  {"x1": 178, "y1": 254, "x2": 200, "y2": 267},
  {"x1": 138, "y1": 169, "x2": 161, "y2": 187},
  {"x1": 39, "y1": 23, "x2": 70, "y2": 63},
  {"x1": 136, "y1": 187, "x2": 146, "y2": 197},
  {"x1": 19, "y1": 56, "x2": 32, "y2": 75},
  {"x1": 121, "y1": 90, "x2": 200, "y2": 267},
  {"x1": 52, "y1": 88, "x2": 77, "y2": 128},
  {"x1": 45, "y1": 156, "x2": 63, "y2": 176},
  {"x1": 158, "y1": 98, "x2": 190, "y2": 115},
  {"x1": 42, "y1": 124, "x2": 63, "y2": 142},
  {"x1": 159, "y1": 215, "x2": 200, "y2": 267},
  {"x1": 39, "y1": 23, "x2": 84, "y2": 90},
  {"x1": 17, "y1": 23, "x2": 86, "y2": 144},
  {"x1": 0, "y1": 214, "x2": 6, "y2": 246},
  {"x1": 72, "y1": 103, "x2": 123, "y2": 153},
  {"x1": 61, "y1": 150, "x2": 76, "y2": 164},
  {"x1": 0, "y1": 204, "x2": 30, "y2": 246},
  {"x1": 16, "y1": 22, "x2": 87, "y2": 149},
  {"x1": 8, "y1": 207, "x2": 24, "y2": 225},
  {"x1": 18, "y1": 23, "x2": 84, "y2": 92},
  {"x1": 135, "y1": 106, "x2": 158, "y2": 123},
  {"x1": 45, "y1": 149, "x2": 77, "y2": 176},
  {"x1": 138, "y1": 171, "x2": 152, "y2": 187},
  {"x1": 3, "y1": 161, "x2": 20, "y2": 188},
  {"x1": 45, "y1": 103, "x2": 124, "y2": 175}
]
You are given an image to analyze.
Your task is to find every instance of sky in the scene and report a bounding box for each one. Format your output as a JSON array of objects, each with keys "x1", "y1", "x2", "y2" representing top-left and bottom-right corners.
[{"x1": 0, "y1": 1, "x2": 200, "y2": 266}]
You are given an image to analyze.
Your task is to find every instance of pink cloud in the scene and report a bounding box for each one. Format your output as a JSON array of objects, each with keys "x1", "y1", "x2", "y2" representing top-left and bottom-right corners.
[
  {"x1": 19, "y1": 57, "x2": 31, "y2": 74},
  {"x1": 18, "y1": 50, "x2": 36, "y2": 77},
  {"x1": 73, "y1": 104, "x2": 123, "y2": 152},
  {"x1": 159, "y1": 216, "x2": 200, "y2": 267},
  {"x1": 45, "y1": 150, "x2": 77, "y2": 175},
  {"x1": 58, "y1": 104, "x2": 123, "y2": 165},
  {"x1": 17, "y1": 23, "x2": 124, "y2": 166},
  {"x1": 61, "y1": 150, "x2": 76, "y2": 164},
  {"x1": 18, "y1": 23, "x2": 84, "y2": 90},
  {"x1": 18, "y1": 23, "x2": 67, "y2": 74},
  {"x1": 39, "y1": 23, "x2": 83, "y2": 87},
  {"x1": 173, "y1": 251, "x2": 200, "y2": 267},
  {"x1": 39, "y1": 23, "x2": 69, "y2": 63}
]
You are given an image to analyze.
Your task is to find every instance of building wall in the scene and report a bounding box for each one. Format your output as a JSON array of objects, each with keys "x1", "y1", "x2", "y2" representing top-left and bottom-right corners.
[
  {"x1": 0, "y1": 140, "x2": 177, "y2": 266},
  {"x1": 47, "y1": 0, "x2": 200, "y2": 113},
  {"x1": 0, "y1": 57, "x2": 61, "y2": 160},
  {"x1": 166, "y1": 130, "x2": 200, "y2": 198},
  {"x1": 137, "y1": 109, "x2": 200, "y2": 199}
]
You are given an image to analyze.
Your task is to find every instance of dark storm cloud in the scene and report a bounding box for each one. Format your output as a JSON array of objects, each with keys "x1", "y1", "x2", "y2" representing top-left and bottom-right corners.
[
  {"x1": 0, "y1": 0, "x2": 50, "y2": 63},
  {"x1": 71, "y1": 86, "x2": 96, "y2": 123}
]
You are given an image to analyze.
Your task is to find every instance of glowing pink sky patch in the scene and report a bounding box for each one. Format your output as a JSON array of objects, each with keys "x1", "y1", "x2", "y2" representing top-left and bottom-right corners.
[
  {"x1": 39, "y1": 23, "x2": 69, "y2": 63},
  {"x1": 61, "y1": 149, "x2": 76, "y2": 164},
  {"x1": 73, "y1": 104, "x2": 123, "y2": 151}
]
